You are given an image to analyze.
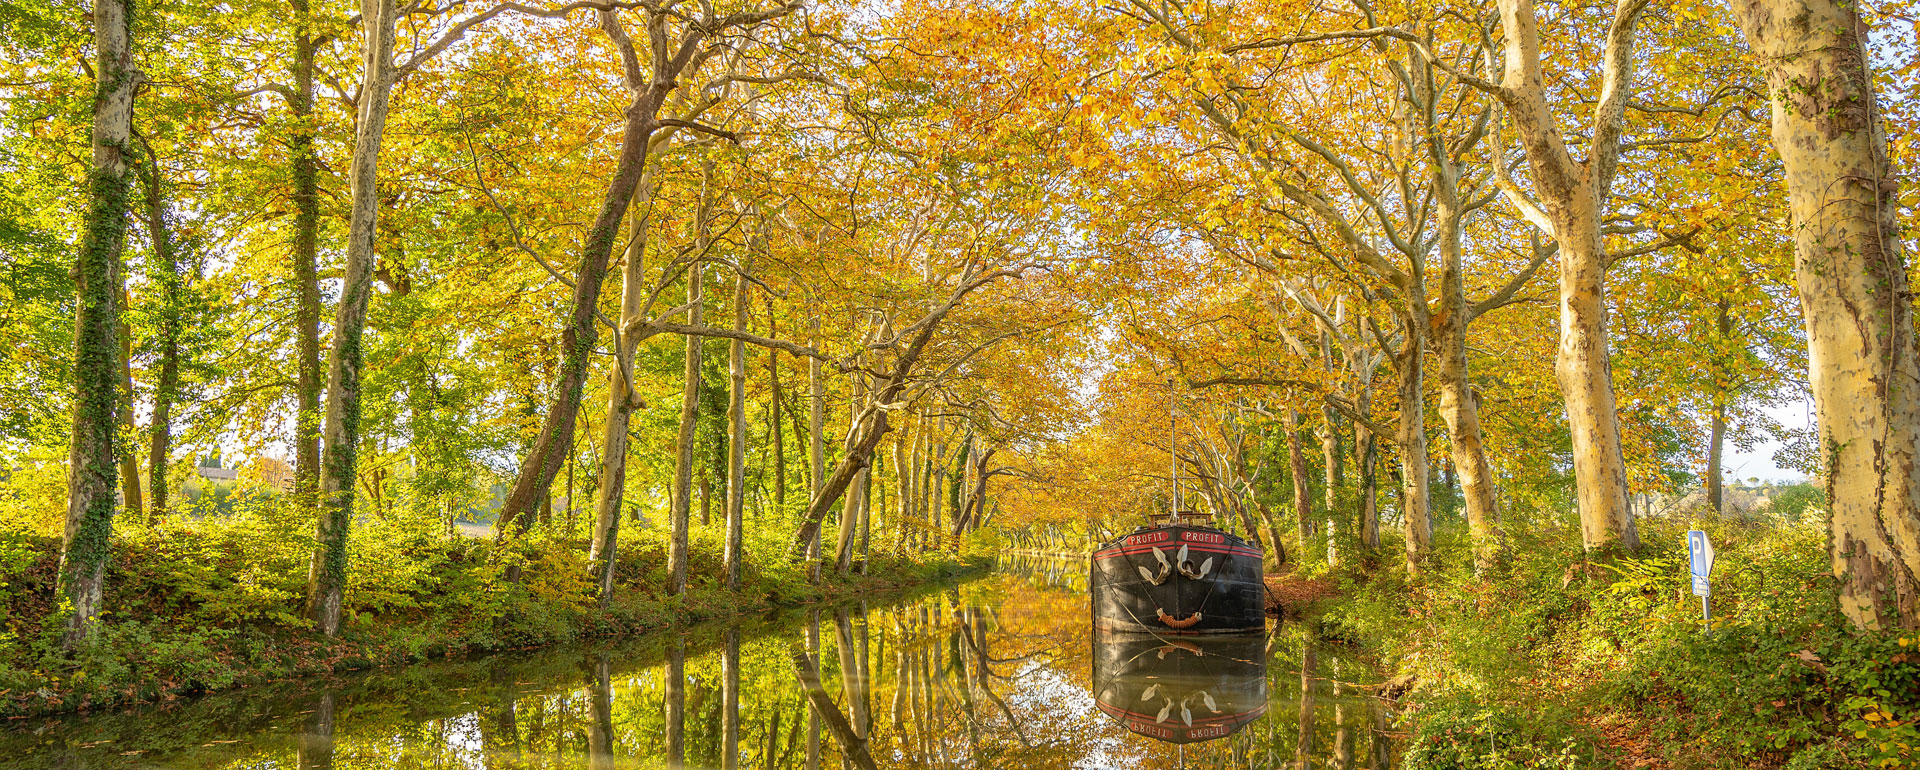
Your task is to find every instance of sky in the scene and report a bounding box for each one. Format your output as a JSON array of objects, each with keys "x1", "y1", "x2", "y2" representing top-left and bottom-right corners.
[{"x1": 1720, "y1": 399, "x2": 1814, "y2": 484}]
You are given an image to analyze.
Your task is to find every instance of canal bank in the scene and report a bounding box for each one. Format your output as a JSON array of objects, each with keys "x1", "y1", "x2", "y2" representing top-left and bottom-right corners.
[{"x1": 0, "y1": 529, "x2": 986, "y2": 721}]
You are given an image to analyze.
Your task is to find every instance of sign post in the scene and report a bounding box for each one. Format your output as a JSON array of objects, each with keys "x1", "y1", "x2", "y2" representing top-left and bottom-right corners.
[{"x1": 1688, "y1": 529, "x2": 1715, "y2": 631}]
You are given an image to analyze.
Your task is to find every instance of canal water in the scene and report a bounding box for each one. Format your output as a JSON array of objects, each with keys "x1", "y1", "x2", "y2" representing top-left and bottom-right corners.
[{"x1": 3, "y1": 558, "x2": 1397, "y2": 769}]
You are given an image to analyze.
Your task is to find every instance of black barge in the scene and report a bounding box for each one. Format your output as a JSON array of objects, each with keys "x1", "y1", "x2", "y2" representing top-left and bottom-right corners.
[{"x1": 1089, "y1": 522, "x2": 1266, "y2": 635}]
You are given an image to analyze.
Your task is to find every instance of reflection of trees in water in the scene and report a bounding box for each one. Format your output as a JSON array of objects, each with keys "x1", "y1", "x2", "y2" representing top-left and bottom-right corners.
[
  {"x1": 296, "y1": 691, "x2": 335, "y2": 770},
  {"x1": 587, "y1": 656, "x2": 613, "y2": 770},
  {"x1": 7, "y1": 574, "x2": 1399, "y2": 769},
  {"x1": 1002, "y1": 553, "x2": 1089, "y2": 594}
]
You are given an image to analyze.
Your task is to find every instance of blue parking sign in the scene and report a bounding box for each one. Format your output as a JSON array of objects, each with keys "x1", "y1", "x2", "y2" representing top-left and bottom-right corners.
[{"x1": 1688, "y1": 530, "x2": 1715, "y2": 597}]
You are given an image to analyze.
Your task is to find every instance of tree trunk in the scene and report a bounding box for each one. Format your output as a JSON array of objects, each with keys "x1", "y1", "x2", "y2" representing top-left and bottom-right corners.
[
  {"x1": 1495, "y1": 0, "x2": 1645, "y2": 555},
  {"x1": 1555, "y1": 218, "x2": 1641, "y2": 553},
  {"x1": 1320, "y1": 407, "x2": 1343, "y2": 499},
  {"x1": 770, "y1": 318, "x2": 785, "y2": 512},
  {"x1": 843, "y1": 467, "x2": 868, "y2": 572},
  {"x1": 1395, "y1": 327, "x2": 1432, "y2": 571},
  {"x1": 836, "y1": 375, "x2": 866, "y2": 574},
  {"x1": 1320, "y1": 409, "x2": 1340, "y2": 564},
  {"x1": 807, "y1": 316, "x2": 825, "y2": 578},
  {"x1": 893, "y1": 434, "x2": 910, "y2": 554},
  {"x1": 295, "y1": 692, "x2": 336, "y2": 770},
  {"x1": 1358, "y1": 429, "x2": 1379, "y2": 551},
  {"x1": 668, "y1": 261, "x2": 703, "y2": 595},
  {"x1": 721, "y1": 629, "x2": 741, "y2": 770},
  {"x1": 492, "y1": 10, "x2": 705, "y2": 537},
  {"x1": 588, "y1": 171, "x2": 655, "y2": 605},
  {"x1": 917, "y1": 425, "x2": 933, "y2": 552},
  {"x1": 117, "y1": 322, "x2": 142, "y2": 516},
  {"x1": 303, "y1": 0, "x2": 402, "y2": 635},
  {"x1": 59, "y1": 0, "x2": 137, "y2": 648},
  {"x1": 788, "y1": 284, "x2": 978, "y2": 559},
  {"x1": 666, "y1": 641, "x2": 686, "y2": 768},
  {"x1": 1729, "y1": 0, "x2": 1920, "y2": 628},
  {"x1": 931, "y1": 424, "x2": 947, "y2": 554},
  {"x1": 135, "y1": 144, "x2": 186, "y2": 519},
  {"x1": 588, "y1": 656, "x2": 614, "y2": 770},
  {"x1": 953, "y1": 447, "x2": 997, "y2": 541},
  {"x1": 1434, "y1": 185, "x2": 1501, "y2": 574},
  {"x1": 289, "y1": 0, "x2": 324, "y2": 518},
  {"x1": 1286, "y1": 410, "x2": 1313, "y2": 553},
  {"x1": 725, "y1": 267, "x2": 748, "y2": 590},
  {"x1": 1256, "y1": 500, "x2": 1288, "y2": 565},
  {"x1": 1707, "y1": 400, "x2": 1726, "y2": 515}
]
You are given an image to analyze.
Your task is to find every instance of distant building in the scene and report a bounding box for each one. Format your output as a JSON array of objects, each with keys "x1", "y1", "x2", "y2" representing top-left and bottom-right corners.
[{"x1": 195, "y1": 463, "x2": 238, "y2": 483}]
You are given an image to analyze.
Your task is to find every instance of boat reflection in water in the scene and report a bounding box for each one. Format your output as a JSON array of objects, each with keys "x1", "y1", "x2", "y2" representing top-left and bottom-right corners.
[{"x1": 1093, "y1": 627, "x2": 1269, "y2": 745}]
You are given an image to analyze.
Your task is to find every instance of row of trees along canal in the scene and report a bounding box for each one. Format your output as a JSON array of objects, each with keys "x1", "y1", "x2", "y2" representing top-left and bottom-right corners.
[{"x1": 9, "y1": 0, "x2": 1920, "y2": 649}]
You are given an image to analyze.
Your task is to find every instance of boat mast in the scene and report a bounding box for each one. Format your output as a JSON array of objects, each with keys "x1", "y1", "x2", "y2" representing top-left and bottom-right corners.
[{"x1": 1170, "y1": 380, "x2": 1180, "y2": 524}]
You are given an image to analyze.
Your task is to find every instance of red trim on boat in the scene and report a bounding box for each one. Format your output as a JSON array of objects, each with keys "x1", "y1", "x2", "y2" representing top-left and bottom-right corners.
[
  {"x1": 1096, "y1": 699, "x2": 1269, "y2": 725},
  {"x1": 1091, "y1": 542, "x2": 1264, "y2": 561}
]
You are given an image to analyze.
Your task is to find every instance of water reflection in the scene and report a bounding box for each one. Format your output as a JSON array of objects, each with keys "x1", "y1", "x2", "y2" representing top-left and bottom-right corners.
[
  {"x1": 4, "y1": 559, "x2": 1395, "y2": 769},
  {"x1": 1091, "y1": 630, "x2": 1267, "y2": 745}
]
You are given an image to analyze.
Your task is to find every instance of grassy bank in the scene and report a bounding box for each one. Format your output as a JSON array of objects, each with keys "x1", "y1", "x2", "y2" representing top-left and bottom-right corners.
[
  {"x1": 0, "y1": 514, "x2": 985, "y2": 720},
  {"x1": 1294, "y1": 515, "x2": 1918, "y2": 770}
]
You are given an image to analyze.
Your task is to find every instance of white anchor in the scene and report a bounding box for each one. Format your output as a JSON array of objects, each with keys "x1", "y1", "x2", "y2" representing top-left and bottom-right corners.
[
  {"x1": 1136, "y1": 546, "x2": 1175, "y2": 585},
  {"x1": 1175, "y1": 543, "x2": 1215, "y2": 580}
]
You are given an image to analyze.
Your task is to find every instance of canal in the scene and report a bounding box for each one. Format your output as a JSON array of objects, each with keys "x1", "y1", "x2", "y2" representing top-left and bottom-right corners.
[{"x1": 4, "y1": 558, "x2": 1396, "y2": 768}]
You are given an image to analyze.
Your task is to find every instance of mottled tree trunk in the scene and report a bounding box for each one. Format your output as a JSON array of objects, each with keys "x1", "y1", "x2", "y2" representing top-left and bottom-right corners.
[
  {"x1": 725, "y1": 267, "x2": 747, "y2": 590},
  {"x1": 1358, "y1": 429, "x2": 1380, "y2": 552},
  {"x1": 859, "y1": 460, "x2": 874, "y2": 571},
  {"x1": 1495, "y1": 0, "x2": 1645, "y2": 555},
  {"x1": 59, "y1": 0, "x2": 137, "y2": 648},
  {"x1": 305, "y1": 0, "x2": 397, "y2": 635},
  {"x1": 668, "y1": 262, "x2": 703, "y2": 595},
  {"x1": 1320, "y1": 409, "x2": 1340, "y2": 564},
  {"x1": 930, "y1": 423, "x2": 947, "y2": 554},
  {"x1": 892, "y1": 434, "x2": 910, "y2": 553},
  {"x1": 806, "y1": 316, "x2": 825, "y2": 578},
  {"x1": 1395, "y1": 327, "x2": 1432, "y2": 571},
  {"x1": 587, "y1": 173, "x2": 655, "y2": 604},
  {"x1": 1554, "y1": 217, "x2": 1640, "y2": 553},
  {"x1": 836, "y1": 376, "x2": 866, "y2": 573},
  {"x1": 1285, "y1": 410, "x2": 1313, "y2": 553},
  {"x1": 1730, "y1": 0, "x2": 1920, "y2": 628},
  {"x1": 1434, "y1": 182, "x2": 1502, "y2": 574},
  {"x1": 770, "y1": 318, "x2": 785, "y2": 511}
]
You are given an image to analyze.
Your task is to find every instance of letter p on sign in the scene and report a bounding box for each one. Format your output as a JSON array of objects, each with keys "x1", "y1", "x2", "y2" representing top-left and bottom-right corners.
[{"x1": 1688, "y1": 530, "x2": 1715, "y2": 597}]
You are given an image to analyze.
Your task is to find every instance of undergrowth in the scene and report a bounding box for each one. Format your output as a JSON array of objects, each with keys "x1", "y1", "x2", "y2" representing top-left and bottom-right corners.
[
  {"x1": 1315, "y1": 513, "x2": 1919, "y2": 770},
  {"x1": 0, "y1": 507, "x2": 985, "y2": 718}
]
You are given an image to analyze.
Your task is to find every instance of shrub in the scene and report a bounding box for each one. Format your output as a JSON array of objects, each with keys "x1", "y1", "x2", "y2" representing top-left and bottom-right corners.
[{"x1": 1401, "y1": 690, "x2": 1598, "y2": 770}]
